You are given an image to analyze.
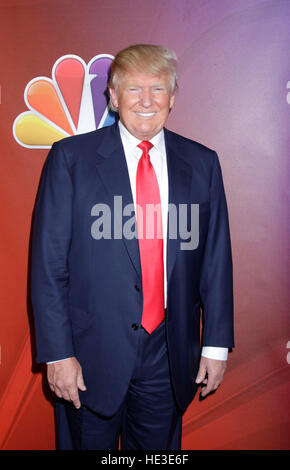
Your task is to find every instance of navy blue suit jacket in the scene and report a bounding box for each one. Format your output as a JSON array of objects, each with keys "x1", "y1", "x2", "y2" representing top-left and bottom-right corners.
[{"x1": 31, "y1": 122, "x2": 234, "y2": 416}]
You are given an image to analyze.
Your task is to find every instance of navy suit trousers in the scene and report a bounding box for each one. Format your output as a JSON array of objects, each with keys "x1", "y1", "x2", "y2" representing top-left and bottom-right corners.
[{"x1": 58, "y1": 320, "x2": 182, "y2": 450}]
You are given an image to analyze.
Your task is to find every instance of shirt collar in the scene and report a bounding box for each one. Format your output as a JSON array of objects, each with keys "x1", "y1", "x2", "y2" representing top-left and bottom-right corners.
[{"x1": 118, "y1": 120, "x2": 165, "y2": 155}]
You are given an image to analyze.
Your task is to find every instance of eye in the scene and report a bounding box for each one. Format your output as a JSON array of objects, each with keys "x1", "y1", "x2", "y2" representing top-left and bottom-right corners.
[
  {"x1": 127, "y1": 87, "x2": 140, "y2": 93},
  {"x1": 152, "y1": 86, "x2": 166, "y2": 93}
]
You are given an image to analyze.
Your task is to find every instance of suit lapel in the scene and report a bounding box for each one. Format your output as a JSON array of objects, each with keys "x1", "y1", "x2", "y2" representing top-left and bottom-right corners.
[
  {"x1": 94, "y1": 123, "x2": 142, "y2": 280},
  {"x1": 164, "y1": 128, "x2": 192, "y2": 284},
  {"x1": 93, "y1": 124, "x2": 192, "y2": 285}
]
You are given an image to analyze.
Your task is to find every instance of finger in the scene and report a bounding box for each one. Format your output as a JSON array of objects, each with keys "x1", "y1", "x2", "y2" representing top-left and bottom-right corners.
[
  {"x1": 61, "y1": 390, "x2": 71, "y2": 402},
  {"x1": 68, "y1": 389, "x2": 81, "y2": 409},
  {"x1": 195, "y1": 364, "x2": 207, "y2": 384},
  {"x1": 201, "y1": 384, "x2": 213, "y2": 397},
  {"x1": 77, "y1": 371, "x2": 87, "y2": 392},
  {"x1": 54, "y1": 386, "x2": 63, "y2": 399},
  {"x1": 200, "y1": 377, "x2": 219, "y2": 397}
]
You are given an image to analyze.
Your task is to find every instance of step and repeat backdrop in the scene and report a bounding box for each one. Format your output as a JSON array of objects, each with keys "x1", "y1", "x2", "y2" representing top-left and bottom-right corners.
[{"x1": 0, "y1": 0, "x2": 289, "y2": 450}]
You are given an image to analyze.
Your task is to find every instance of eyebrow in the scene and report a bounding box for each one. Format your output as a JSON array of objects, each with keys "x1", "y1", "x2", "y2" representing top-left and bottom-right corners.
[{"x1": 124, "y1": 83, "x2": 167, "y2": 88}]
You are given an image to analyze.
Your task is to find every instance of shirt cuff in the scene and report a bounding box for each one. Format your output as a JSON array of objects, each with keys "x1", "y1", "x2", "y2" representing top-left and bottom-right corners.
[
  {"x1": 201, "y1": 347, "x2": 228, "y2": 361},
  {"x1": 47, "y1": 357, "x2": 73, "y2": 364}
]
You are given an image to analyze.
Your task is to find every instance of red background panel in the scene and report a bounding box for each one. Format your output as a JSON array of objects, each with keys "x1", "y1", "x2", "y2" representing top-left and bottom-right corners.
[{"x1": 0, "y1": 0, "x2": 289, "y2": 449}]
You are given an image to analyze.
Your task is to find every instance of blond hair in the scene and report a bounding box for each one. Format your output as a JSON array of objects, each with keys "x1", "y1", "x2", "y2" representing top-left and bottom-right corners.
[{"x1": 108, "y1": 44, "x2": 178, "y2": 111}]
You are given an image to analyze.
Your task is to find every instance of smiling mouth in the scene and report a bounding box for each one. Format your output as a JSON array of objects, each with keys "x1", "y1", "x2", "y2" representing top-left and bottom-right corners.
[{"x1": 135, "y1": 112, "x2": 156, "y2": 118}]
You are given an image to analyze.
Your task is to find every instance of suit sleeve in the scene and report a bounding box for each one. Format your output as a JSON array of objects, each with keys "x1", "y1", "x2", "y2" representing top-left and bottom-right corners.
[
  {"x1": 199, "y1": 152, "x2": 234, "y2": 348},
  {"x1": 31, "y1": 141, "x2": 75, "y2": 363}
]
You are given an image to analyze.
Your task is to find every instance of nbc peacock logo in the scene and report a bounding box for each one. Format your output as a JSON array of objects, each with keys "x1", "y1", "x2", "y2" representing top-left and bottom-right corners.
[{"x1": 13, "y1": 54, "x2": 117, "y2": 149}]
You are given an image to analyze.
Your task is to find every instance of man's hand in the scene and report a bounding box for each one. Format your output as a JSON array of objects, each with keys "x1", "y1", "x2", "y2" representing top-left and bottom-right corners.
[
  {"x1": 195, "y1": 356, "x2": 227, "y2": 398},
  {"x1": 47, "y1": 357, "x2": 87, "y2": 409}
]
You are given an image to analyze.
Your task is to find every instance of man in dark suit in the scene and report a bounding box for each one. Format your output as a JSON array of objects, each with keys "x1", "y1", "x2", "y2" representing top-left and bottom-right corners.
[{"x1": 31, "y1": 44, "x2": 234, "y2": 450}]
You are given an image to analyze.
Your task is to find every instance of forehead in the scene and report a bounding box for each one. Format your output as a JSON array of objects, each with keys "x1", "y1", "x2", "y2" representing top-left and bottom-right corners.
[{"x1": 118, "y1": 70, "x2": 171, "y2": 87}]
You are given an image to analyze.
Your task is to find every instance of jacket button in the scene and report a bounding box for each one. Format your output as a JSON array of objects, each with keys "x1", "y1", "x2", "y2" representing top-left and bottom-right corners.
[
  {"x1": 131, "y1": 323, "x2": 139, "y2": 330},
  {"x1": 134, "y1": 285, "x2": 140, "y2": 292}
]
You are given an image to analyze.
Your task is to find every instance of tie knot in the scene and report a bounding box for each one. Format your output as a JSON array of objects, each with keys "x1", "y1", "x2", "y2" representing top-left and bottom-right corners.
[{"x1": 138, "y1": 141, "x2": 153, "y2": 155}]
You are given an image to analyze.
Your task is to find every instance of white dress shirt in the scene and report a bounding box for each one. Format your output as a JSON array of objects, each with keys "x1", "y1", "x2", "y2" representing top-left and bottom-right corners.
[{"x1": 47, "y1": 123, "x2": 228, "y2": 363}]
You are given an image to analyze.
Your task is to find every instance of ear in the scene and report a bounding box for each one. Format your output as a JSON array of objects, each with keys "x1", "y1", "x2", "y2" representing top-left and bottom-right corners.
[
  {"x1": 169, "y1": 91, "x2": 176, "y2": 109},
  {"x1": 109, "y1": 87, "x2": 118, "y2": 109}
]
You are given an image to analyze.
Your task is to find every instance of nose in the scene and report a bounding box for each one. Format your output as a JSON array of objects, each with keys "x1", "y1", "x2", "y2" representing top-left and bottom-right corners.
[{"x1": 140, "y1": 88, "x2": 153, "y2": 108}]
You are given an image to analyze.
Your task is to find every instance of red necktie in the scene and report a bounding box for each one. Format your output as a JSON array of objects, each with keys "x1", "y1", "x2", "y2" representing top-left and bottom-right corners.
[{"x1": 136, "y1": 141, "x2": 165, "y2": 334}]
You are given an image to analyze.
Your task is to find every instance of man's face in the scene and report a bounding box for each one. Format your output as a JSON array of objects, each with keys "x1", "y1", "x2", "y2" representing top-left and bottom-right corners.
[{"x1": 109, "y1": 70, "x2": 176, "y2": 141}]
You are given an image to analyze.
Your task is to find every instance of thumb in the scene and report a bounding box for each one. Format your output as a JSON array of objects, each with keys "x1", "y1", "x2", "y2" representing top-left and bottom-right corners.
[
  {"x1": 77, "y1": 369, "x2": 87, "y2": 391},
  {"x1": 195, "y1": 362, "x2": 207, "y2": 384}
]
